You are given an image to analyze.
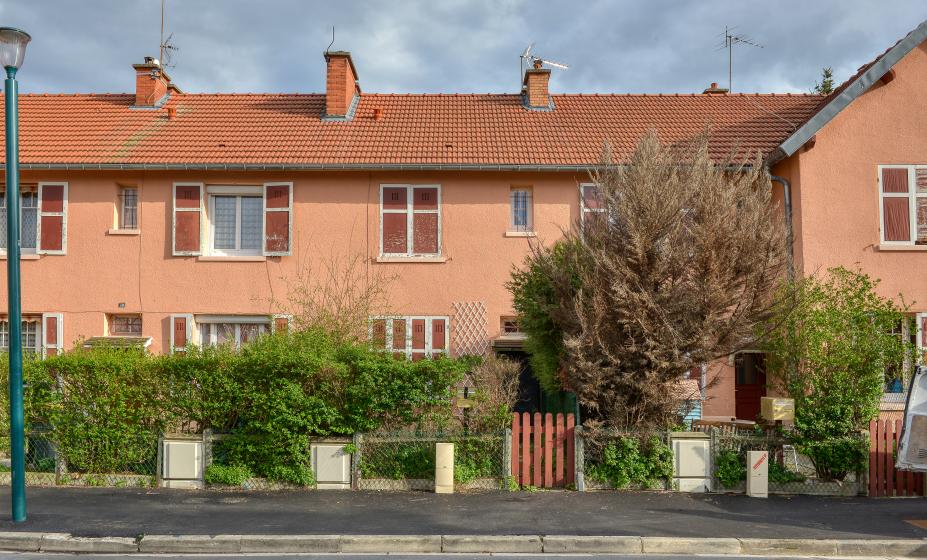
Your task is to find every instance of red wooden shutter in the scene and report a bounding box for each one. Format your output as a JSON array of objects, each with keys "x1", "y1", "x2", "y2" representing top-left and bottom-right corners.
[
  {"x1": 371, "y1": 319, "x2": 386, "y2": 347},
  {"x1": 171, "y1": 315, "x2": 188, "y2": 354},
  {"x1": 173, "y1": 184, "x2": 202, "y2": 255},
  {"x1": 412, "y1": 187, "x2": 438, "y2": 254},
  {"x1": 38, "y1": 183, "x2": 66, "y2": 253},
  {"x1": 382, "y1": 187, "x2": 408, "y2": 254},
  {"x1": 883, "y1": 198, "x2": 910, "y2": 241},
  {"x1": 392, "y1": 318, "x2": 406, "y2": 359},
  {"x1": 431, "y1": 318, "x2": 446, "y2": 351},
  {"x1": 273, "y1": 316, "x2": 290, "y2": 333},
  {"x1": 411, "y1": 319, "x2": 426, "y2": 361},
  {"x1": 264, "y1": 183, "x2": 292, "y2": 255},
  {"x1": 42, "y1": 313, "x2": 62, "y2": 357},
  {"x1": 882, "y1": 168, "x2": 909, "y2": 193}
]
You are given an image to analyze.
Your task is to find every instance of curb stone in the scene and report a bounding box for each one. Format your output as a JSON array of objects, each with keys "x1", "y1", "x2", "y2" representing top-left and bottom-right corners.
[
  {"x1": 0, "y1": 531, "x2": 49, "y2": 552},
  {"x1": 240, "y1": 534, "x2": 340, "y2": 553},
  {"x1": 138, "y1": 534, "x2": 240, "y2": 553},
  {"x1": 40, "y1": 534, "x2": 138, "y2": 553},
  {"x1": 341, "y1": 535, "x2": 442, "y2": 553},
  {"x1": 543, "y1": 535, "x2": 643, "y2": 553},
  {"x1": 641, "y1": 536, "x2": 742, "y2": 555},
  {"x1": 739, "y1": 538, "x2": 839, "y2": 556},
  {"x1": 443, "y1": 535, "x2": 543, "y2": 553},
  {"x1": 835, "y1": 539, "x2": 927, "y2": 558}
]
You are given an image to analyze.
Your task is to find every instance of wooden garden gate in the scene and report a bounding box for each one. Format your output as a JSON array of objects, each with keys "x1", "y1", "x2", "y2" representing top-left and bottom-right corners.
[
  {"x1": 869, "y1": 419, "x2": 924, "y2": 497},
  {"x1": 511, "y1": 412, "x2": 575, "y2": 488}
]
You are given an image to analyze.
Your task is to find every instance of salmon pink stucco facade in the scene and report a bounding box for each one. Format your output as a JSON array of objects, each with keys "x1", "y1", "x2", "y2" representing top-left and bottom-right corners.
[{"x1": 2, "y1": 20, "x2": 927, "y2": 420}]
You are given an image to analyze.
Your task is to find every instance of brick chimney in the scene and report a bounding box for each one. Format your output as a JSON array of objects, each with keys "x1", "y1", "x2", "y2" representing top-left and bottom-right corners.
[
  {"x1": 523, "y1": 62, "x2": 552, "y2": 110},
  {"x1": 324, "y1": 51, "x2": 360, "y2": 119},
  {"x1": 133, "y1": 56, "x2": 171, "y2": 107},
  {"x1": 702, "y1": 82, "x2": 729, "y2": 95}
]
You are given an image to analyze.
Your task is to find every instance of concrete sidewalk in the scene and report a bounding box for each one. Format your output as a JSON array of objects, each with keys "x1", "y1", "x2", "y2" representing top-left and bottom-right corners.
[{"x1": 0, "y1": 487, "x2": 922, "y2": 540}]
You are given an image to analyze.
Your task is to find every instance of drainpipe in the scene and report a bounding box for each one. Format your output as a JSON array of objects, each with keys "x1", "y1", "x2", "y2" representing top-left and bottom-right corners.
[{"x1": 768, "y1": 173, "x2": 795, "y2": 281}]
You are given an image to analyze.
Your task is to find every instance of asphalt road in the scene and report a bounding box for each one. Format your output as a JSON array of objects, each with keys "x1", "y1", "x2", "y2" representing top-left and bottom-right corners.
[{"x1": 0, "y1": 487, "x2": 924, "y2": 540}]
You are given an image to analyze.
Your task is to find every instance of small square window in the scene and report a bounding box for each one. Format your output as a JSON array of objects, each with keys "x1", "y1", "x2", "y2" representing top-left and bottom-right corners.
[
  {"x1": 501, "y1": 316, "x2": 522, "y2": 334},
  {"x1": 111, "y1": 315, "x2": 142, "y2": 336}
]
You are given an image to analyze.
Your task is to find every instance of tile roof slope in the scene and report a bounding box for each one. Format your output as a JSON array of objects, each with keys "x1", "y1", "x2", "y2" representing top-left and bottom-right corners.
[{"x1": 2, "y1": 92, "x2": 822, "y2": 168}]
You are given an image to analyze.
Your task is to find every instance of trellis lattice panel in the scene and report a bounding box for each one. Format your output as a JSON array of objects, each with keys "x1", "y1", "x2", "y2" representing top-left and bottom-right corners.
[{"x1": 452, "y1": 301, "x2": 489, "y2": 357}]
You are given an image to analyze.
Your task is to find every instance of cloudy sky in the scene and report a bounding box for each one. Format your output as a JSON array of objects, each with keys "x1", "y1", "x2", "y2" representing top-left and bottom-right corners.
[{"x1": 2, "y1": 0, "x2": 925, "y2": 96}]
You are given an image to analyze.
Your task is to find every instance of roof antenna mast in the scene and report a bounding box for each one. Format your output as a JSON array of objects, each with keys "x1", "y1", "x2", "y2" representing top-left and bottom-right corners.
[
  {"x1": 326, "y1": 26, "x2": 335, "y2": 54},
  {"x1": 720, "y1": 25, "x2": 763, "y2": 92},
  {"x1": 159, "y1": 0, "x2": 179, "y2": 69},
  {"x1": 519, "y1": 43, "x2": 569, "y2": 90}
]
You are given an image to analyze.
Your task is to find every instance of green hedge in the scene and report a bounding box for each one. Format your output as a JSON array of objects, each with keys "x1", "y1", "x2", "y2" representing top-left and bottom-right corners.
[{"x1": 0, "y1": 329, "x2": 466, "y2": 485}]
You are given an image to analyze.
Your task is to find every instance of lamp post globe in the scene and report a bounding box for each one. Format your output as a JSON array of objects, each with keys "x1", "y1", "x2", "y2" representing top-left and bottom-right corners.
[
  {"x1": 1, "y1": 25, "x2": 29, "y2": 523},
  {"x1": 0, "y1": 28, "x2": 30, "y2": 72}
]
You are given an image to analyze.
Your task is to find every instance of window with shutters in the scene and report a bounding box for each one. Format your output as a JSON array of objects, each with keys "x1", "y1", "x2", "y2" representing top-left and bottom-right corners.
[
  {"x1": 119, "y1": 187, "x2": 139, "y2": 230},
  {"x1": 380, "y1": 185, "x2": 441, "y2": 257},
  {"x1": 0, "y1": 186, "x2": 38, "y2": 254},
  {"x1": 369, "y1": 316, "x2": 449, "y2": 360},
  {"x1": 196, "y1": 316, "x2": 270, "y2": 348},
  {"x1": 0, "y1": 317, "x2": 41, "y2": 355},
  {"x1": 207, "y1": 190, "x2": 263, "y2": 256},
  {"x1": 879, "y1": 165, "x2": 927, "y2": 245},
  {"x1": 509, "y1": 187, "x2": 533, "y2": 233}
]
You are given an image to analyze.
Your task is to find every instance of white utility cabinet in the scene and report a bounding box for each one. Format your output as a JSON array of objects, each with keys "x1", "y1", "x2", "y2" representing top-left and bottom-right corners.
[
  {"x1": 671, "y1": 432, "x2": 711, "y2": 492},
  {"x1": 161, "y1": 437, "x2": 204, "y2": 489},
  {"x1": 310, "y1": 438, "x2": 352, "y2": 490}
]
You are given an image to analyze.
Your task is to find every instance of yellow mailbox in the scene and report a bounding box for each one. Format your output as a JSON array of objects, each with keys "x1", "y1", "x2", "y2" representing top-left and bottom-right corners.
[{"x1": 760, "y1": 397, "x2": 795, "y2": 422}]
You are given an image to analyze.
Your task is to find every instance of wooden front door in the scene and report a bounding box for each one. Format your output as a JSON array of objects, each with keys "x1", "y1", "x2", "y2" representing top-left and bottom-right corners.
[{"x1": 735, "y1": 352, "x2": 767, "y2": 421}]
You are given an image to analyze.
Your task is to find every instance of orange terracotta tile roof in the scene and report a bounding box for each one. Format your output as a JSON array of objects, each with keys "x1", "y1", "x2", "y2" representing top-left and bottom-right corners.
[{"x1": 3, "y1": 92, "x2": 823, "y2": 168}]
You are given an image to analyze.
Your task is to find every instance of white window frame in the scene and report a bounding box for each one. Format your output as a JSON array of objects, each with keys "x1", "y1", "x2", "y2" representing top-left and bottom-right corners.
[
  {"x1": 172, "y1": 182, "x2": 205, "y2": 257},
  {"x1": 0, "y1": 317, "x2": 41, "y2": 355},
  {"x1": 170, "y1": 313, "x2": 194, "y2": 354},
  {"x1": 878, "y1": 165, "x2": 927, "y2": 246},
  {"x1": 119, "y1": 186, "x2": 139, "y2": 230},
  {"x1": 509, "y1": 187, "x2": 533, "y2": 233},
  {"x1": 41, "y1": 312, "x2": 63, "y2": 358},
  {"x1": 369, "y1": 316, "x2": 449, "y2": 359},
  {"x1": 379, "y1": 184, "x2": 442, "y2": 257},
  {"x1": 263, "y1": 182, "x2": 293, "y2": 257},
  {"x1": 579, "y1": 182, "x2": 605, "y2": 228},
  {"x1": 195, "y1": 315, "x2": 271, "y2": 348},
  {"x1": 110, "y1": 314, "x2": 143, "y2": 336},
  {"x1": 206, "y1": 187, "x2": 264, "y2": 257},
  {"x1": 37, "y1": 182, "x2": 68, "y2": 256},
  {"x1": 0, "y1": 186, "x2": 40, "y2": 256}
]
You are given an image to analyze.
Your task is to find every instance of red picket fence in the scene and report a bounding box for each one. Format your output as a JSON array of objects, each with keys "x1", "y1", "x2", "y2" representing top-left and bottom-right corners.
[
  {"x1": 511, "y1": 412, "x2": 575, "y2": 488},
  {"x1": 869, "y1": 419, "x2": 924, "y2": 497}
]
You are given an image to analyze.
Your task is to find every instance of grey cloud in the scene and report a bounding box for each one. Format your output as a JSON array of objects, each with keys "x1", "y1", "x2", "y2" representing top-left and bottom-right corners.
[{"x1": 0, "y1": 0, "x2": 924, "y2": 95}]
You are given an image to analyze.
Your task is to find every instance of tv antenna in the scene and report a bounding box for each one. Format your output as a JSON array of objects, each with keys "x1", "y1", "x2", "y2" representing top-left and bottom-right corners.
[
  {"x1": 718, "y1": 25, "x2": 762, "y2": 92},
  {"x1": 519, "y1": 43, "x2": 568, "y2": 87},
  {"x1": 159, "y1": 0, "x2": 180, "y2": 69}
]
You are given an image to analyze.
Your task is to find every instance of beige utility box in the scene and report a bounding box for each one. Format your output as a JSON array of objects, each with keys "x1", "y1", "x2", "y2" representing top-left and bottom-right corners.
[
  {"x1": 310, "y1": 438, "x2": 352, "y2": 490},
  {"x1": 746, "y1": 450, "x2": 768, "y2": 498},
  {"x1": 161, "y1": 437, "x2": 204, "y2": 489},
  {"x1": 671, "y1": 432, "x2": 710, "y2": 492},
  {"x1": 435, "y1": 442, "x2": 454, "y2": 494},
  {"x1": 760, "y1": 397, "x2": 795, "y2": 422}
]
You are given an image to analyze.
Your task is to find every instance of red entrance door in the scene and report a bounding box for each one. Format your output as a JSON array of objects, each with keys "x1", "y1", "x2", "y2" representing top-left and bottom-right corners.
[{"x1": 735, "y1": 352, "x2": 766, "y2": 421}]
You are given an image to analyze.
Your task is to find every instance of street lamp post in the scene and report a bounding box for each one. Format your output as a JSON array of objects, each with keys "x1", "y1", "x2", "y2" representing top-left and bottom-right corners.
[{"x1": 0, "y1": 26, "x2": 31, "y2": 523}]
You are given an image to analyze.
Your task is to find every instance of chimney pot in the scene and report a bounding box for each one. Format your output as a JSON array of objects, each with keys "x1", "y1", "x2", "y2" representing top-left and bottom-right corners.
[
  {"x1": 523, "y1": 67, "x2": 552, "y2": 110},
  {"x1": 373, "y1": 107, "x2": 384, "y2": 121},
  {"x1": 702, "y1": 82, "x2": 729, "y2": 95},
  {"x1": 133, "y1": 57, "x2": 172, "y2": 107},
  {"x1": 324, "y1": 51, "x2": 361, "y2": 119},
  {"x1": 166, "y1": 106, "x2": 177, "y2": 120}
]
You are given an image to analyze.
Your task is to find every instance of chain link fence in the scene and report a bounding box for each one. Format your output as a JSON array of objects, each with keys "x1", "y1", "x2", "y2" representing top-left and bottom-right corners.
[
  {"x1": 0, "y1": 431, "x2": 157, "y2": 488},
  {"x1": 708, "y1": 428, "x2": 867, "y2": 496},
  {"x1": 354, "y1": 431, "x2": 506, "y2": 491}
]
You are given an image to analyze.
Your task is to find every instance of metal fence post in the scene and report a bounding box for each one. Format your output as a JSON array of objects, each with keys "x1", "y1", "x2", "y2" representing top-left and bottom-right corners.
[
  {"x1": 351, "y1": 432, "x2": 362, "y2": 490},
  {"x1": 502, "y1": 427, "x2": 512, "y2": 487},
  {"x1": 574, "y1": 425, "x2": 585, "y2": 492}
]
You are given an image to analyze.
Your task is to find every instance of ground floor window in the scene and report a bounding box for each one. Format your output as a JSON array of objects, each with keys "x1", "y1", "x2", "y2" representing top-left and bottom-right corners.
[
  {"x1": 370, "y1": 316, "x2": 448, "y2": 360},
  {"x1": 197, "y1": 317, "x2": 270, "y2": 348},
  {"x1": 0, "y1": 318, "x2": 40, "y2": 355}
]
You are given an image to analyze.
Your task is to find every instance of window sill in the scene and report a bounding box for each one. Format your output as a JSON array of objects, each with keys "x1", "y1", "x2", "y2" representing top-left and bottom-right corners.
[
  {"x1": 107, "y1": 228, "x2": 141, "y2": 236},
  {"x1": 197, "y1": 255, "x2": 267, "y2": 262},
  {"x1": 376, "y1": 256, "x2": 448, "y2": 263},
  {"x1": 0, "y1": 253, "x2": 41, "y2": 260},
  {"x1": 877, "y1": 244, "x2": 927, "y2": 252},
  {"x1": 504, "y1": 231, "x2": 536, "y2": 238}
]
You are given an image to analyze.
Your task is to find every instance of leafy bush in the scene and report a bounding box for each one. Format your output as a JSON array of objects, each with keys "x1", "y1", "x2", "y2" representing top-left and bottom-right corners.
[
  {"x1": 768, "y1": 460, "x2": 805, "y2": 484},
  {"x1": 587, "y1": 435, "x2": 673, "y2": 489},
  {"x1": 204, "y1": 463, "x2": 254, "y2": 486},
  {"x1": 715, "y1": 449, "x2": 745, "y2": 487},
  {"x1": 765, "y1": 268, "x2": 909, "y2": 480},
  {"x1": 358, "y1": 435, "x2": 502, "y2": 483}
]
